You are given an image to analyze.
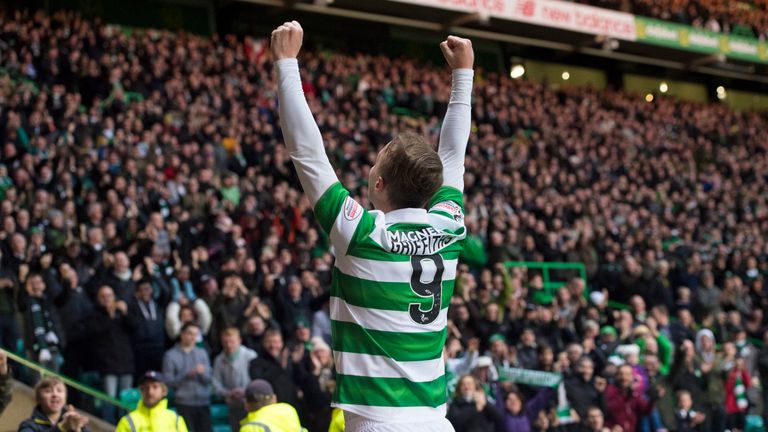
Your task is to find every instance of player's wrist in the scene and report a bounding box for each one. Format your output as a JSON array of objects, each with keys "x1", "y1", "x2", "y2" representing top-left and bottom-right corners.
[{"x1": 275, "y1": 57, "x2": 299, "y2": 64}]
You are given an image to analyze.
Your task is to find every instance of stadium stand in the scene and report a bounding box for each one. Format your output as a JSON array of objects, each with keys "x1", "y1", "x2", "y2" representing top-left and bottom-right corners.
[
  {"x1": 2, "y1": 4, "x2": 768, "y2": 432},
  {"x1": 576, "y1": 0, "x2": 768, "y2": 39}
]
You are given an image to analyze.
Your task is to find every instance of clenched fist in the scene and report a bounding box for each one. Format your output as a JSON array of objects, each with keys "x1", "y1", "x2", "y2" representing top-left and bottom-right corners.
[
  {"x1": 440, "y1": 35, "x2": 474, "y2": 70},
  {"x1": 271, "y1": 21, "x2": 303, "y2": 60}
]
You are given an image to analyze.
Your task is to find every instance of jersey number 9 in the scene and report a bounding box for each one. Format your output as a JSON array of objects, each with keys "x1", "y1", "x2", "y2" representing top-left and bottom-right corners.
[{"x1": 409, "y1": 254, "x2": 444, "y2": 325}]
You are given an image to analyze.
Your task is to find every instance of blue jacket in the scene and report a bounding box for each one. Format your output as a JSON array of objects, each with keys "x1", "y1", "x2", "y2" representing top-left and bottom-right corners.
[{"x1": 18, "y1": 406, "x2": 92, "y2": 432}]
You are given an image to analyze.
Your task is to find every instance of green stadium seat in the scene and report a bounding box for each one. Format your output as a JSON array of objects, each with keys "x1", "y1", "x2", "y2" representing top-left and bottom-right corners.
[
  {"x1": 212, "y1": 425, "x2": 232, "y2": 432},
  {"x1": 745, "y1": 414, "x2": 764, "y2": 432},
  {"x1": 119, "y1": 388, "x2": 141, "y2": 411},
  {"x1": 211, "y1": 403, "x2": 229, "y2": 421}
]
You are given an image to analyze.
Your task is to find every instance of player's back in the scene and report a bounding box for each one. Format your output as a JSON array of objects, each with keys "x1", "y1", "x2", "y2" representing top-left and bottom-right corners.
[{"x1": 315, "y1": 183, "x2": 466, "y2": 423}]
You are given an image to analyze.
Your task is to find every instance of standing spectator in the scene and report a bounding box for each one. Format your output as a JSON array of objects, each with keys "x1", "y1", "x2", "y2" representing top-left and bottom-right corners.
[
  {"x1": 757, "y1": 331, "x2": 768, "y2": 430},
  {"x1": 724, "y1": 355, "x2": 751, "y2": 432},
  {"x1": 274, "y1": 276, "x2": 311, "y2": 338},
  {"x1": 87, "y1": 285, "x2": 134, "y2": 424},
  {"x1": 210, "y1": 273, "x2": 249, "y2": 350},
  {"x1": 446, "y1": 375, "x2": 502, "y2": 432},
  {"x1": 674, "y1": 390, "x2": 706, "y2": 432},
  {"x1": 55, "y1": 263, "x2": 93, "y2": 404},
  {"x1": 604, "y1": 364, "x2": 659, "y2": 432},
  {"x1": 212, "y1": 327, "x2": 257, "y2": 432},
  {"x1": 248, "y1": 328, "x2": 299, "y2": 408},
  {"x1": 242, "y1": 314, "x2": 269, "y2": 352},
  {"x1": 0, "y1": 266, "x2": 19, "y2": 350},
  {"x1": 18, "y1": 273, "x2": 63, "y2": 372},
  {"x1": 129, "y1": 280, "x2": 166, "y2": 378},
  {"x1": 294, "y1": 337, "x2": 335, "y2": 432},
  {"x1": 17, "y1": 377, "x2": 90, "y2": 432},
  {"x1": 565, "y1": 357, "x2": 606, "y2": 419},
  {"x1": 116, "y1": 371, "x2": 189, "y2": 432},
  {"x1": 99, "y1": 252, "x2": 137, "y2": 302},
  {"x1": 162, "y1": 322, "x2": 212, "y2": 432}
]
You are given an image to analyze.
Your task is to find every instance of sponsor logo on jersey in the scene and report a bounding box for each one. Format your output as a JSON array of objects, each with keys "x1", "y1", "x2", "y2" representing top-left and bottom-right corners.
[
  {"x1": 432, "y1": 201, "x2": 464, "y2": 223},
  {"x1": 387, "y1": 227, "x2": 456, "y2": 255},
  {"x1": 343, "y1": 197, "x2": 362, "y2": 221}
]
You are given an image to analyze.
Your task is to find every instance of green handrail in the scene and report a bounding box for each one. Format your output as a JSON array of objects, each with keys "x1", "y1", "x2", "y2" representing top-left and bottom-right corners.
[
  {"x1": 1, "y1": 348, "x2": 131, "y2": 411},
  {"x1": 505, "y1": 261, "x2": 587, "y2": 303}
]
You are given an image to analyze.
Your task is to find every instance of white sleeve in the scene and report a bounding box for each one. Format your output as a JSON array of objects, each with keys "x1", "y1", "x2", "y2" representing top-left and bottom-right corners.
[
  {"x1": 438, "y1": 68, "x2": 473, "y2": 191},
  {"x1": 193, "y1": 298, "x2": 212, "y2": 335},
  {"x1": 165, "y1": 301, "x2": 181, "y2": 339},
  {"x1": 276, "y1": 58, "x2": 339, "y2": 205}
]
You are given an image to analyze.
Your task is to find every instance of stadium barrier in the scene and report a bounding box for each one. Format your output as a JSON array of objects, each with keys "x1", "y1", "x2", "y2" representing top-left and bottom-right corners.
[
  {"x1": 505, "y1": 261, "x2": 587, "y2": 305},
  {"x1": 0, "y1": 347, "x2": 131, "y2": 412}
]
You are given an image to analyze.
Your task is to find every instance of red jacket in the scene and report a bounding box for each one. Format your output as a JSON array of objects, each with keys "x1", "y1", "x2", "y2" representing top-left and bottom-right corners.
[
  {"x1": 604, "y1": 384, "x2": 654, "y2": 432},
  {"x1": 725, "y1": 367, "x2": 751, "y2": 414}
]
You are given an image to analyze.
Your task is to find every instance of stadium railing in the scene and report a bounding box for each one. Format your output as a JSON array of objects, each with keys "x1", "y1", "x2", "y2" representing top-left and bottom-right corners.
[
  {"x1": 504, "y1": 261, "x2": 587, "y2": 304},
  {"x1": 0, "y1": 347, "x2": 131, "y2": 412}
]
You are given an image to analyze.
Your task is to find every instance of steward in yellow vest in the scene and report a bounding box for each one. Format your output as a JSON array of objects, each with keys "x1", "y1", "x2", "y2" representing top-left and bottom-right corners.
[
  {"x1": 239, "y1": 379, "x2": 305, "y2": 432},
  {"x1": 116, "y1": 371, "x2": 189, "y2": 432}
]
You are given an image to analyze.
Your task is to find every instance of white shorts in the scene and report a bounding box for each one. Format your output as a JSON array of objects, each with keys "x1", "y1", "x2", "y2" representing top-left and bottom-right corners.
[{"x1": 344, "y1": 412, "x2": 455, "y2": 432}]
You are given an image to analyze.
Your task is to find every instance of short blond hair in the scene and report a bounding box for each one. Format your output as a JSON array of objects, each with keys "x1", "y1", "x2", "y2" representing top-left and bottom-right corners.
[{"x1": 35, "y1": 376, "x2": 66, "y2": 404}]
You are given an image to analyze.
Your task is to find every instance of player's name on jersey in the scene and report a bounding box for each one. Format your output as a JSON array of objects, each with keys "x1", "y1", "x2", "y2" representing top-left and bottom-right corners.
[{"x1": 387, "y1": 227, "x2": 456, "y2": 255}]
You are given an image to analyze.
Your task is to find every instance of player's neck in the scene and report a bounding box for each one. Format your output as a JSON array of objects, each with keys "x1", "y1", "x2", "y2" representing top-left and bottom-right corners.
[{"x1": 372, "y1": 197, "x2": 396, "y2": 214}]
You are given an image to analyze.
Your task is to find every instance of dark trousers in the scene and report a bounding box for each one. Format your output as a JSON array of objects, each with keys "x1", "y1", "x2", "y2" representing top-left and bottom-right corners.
[
  {"x1": 0, "y1": 313, "x2": 19, "y2": 350},
  {"x1": 176, "y1": 404, "x2": 212, "y2": 432},
  {"x1": 228, "y1": 402, "x2": 246, "y2": 432}
]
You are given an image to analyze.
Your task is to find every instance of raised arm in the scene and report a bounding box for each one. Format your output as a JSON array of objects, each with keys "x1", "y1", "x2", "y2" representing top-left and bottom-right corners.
[
  {"x1": 272, "y1": 21, "x2": 338, "y2": 205},
  {"x1": 438, "y1": 36, "x2": 474, "y2": 192}
]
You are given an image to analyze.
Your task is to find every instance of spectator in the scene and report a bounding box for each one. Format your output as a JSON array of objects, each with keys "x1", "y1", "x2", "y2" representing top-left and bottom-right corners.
[
  {"x1": 577, "y1": 406, "x2": 615, "y2": 432},
  {"x1": 248, "y1": 328, "x2": 299, "y2": 408},
  {"x1": 162, "y1": 322, "x2": 212, "y2": 432},
  {"x1": 0, "y1": 350, "x2": 12, "y2": 415},
  {"x1": 604, "y1": 364, "x2": 659, "y2": 432},
  {"x1": 99, "y1": 252, "x2": 137, "y2": 303},
  {"x1": 212, "y1": 327, "x2": 257, "y2": 432},
  {"x1": 674, "y1": 390, "x2": 706, "y2": 432},
  {"x1": 0, "y1": 268, "x2": 19, "y2": 350},
  {"x1": 274, "y1": 275, "x2": 312, "y2": 338},
  {"x1": 129, "y1": 280, "x2": 166, "y2": 378},
  {"x1": 18, "y1": 273, "x2": 63, "y2": 372},
  {"x1": 56, "y1": 263, "x2": 94, "y2": 396},
  {"x1": 241, "y1": 313, "x2": 270, "y2": 352},
  {"x1": 724, "y1": 355, "x2": 751, "y2": 432},
  {"x1": 87, "y1": 285, "x2": 134, "y2": 423},
  {"x1": 758, "y1": 331, "x2": 768, "y2": 429},
  {"x1": 165, "y1": 299, "x2": 213, "y2": 341},
  {"x1": 493, "y1": 383, "x2": 554, "y2": 432},
  {"x1": 116, "y1": 370, "x2": 188, "y2": 432},
  {"x1": 210, "y1": 273, "x2": 250, "y2": 349},
  {"x1": 446, "y1": 374, "x2": 502, "y2": 432},
  {"x1": 565, "y1": 357, "x2": 606, "y2": 419},
  {"x1": 239, "y1": 379, "x2": 304, "y2": 432},
  {"x1": 17, "y1": 376, "x2": 90, "y2": 432}
]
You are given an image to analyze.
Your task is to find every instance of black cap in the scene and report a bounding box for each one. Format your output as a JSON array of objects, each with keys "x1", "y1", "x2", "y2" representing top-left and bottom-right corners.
[
  {"x1": 138, "y1": 370, "x2": 166, "y2": 385},
  {"x1": 245, "y1": 379, "x2": 274, "y2": 401}
]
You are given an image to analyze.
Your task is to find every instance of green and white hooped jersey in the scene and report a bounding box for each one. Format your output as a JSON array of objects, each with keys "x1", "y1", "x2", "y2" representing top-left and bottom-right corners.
[{"x1": 315, "y1": 182, "x2": 466, "y2": 422}]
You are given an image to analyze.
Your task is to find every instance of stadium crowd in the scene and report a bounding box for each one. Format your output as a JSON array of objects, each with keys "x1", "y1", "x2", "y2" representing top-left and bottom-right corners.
[
  {"x1": 578, "y1": 0, "x2": 768, "y2": 40},
  {"x1": 2, "y1": 7, "x2": 768, "y2": 432}
]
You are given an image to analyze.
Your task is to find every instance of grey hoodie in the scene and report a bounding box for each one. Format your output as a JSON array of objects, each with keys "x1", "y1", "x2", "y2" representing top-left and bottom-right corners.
[{"x1": 162, "y1": 344, "x2": 212, "y2": 406}]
